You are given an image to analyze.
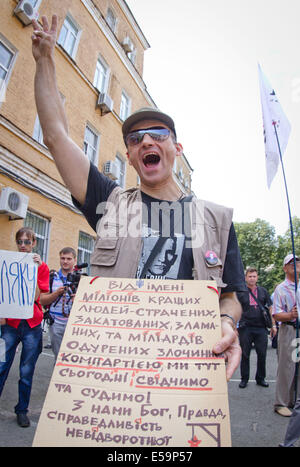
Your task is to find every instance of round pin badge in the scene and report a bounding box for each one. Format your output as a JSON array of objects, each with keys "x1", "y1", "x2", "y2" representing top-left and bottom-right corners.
[{"x1": 205, "y1": 250, "x2": 218, "y2": 266}]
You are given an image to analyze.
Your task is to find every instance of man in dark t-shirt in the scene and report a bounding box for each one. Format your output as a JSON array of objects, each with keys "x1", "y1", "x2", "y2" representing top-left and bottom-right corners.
[
  {"x1": 237, "y1": 267, "x2": 275, "y2": 388},
  {"x1": 73, "y1": 164, "x2": 246, "y2": 291},
  {"x1": 32, "y1": 14, "x2": 245, "y2": 379}
]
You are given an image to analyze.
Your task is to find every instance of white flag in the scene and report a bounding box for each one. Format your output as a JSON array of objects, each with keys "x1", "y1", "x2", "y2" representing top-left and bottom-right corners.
[{"x1": 258, "y1": 64, "x2": 291, "y2": 188}]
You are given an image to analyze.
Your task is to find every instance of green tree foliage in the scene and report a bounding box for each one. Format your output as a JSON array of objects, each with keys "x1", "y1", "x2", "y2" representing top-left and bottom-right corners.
[
  {"x1": 277, "y1": 217, "x2": 300, "y2": 254},
  {"x1": 234, "y1": 217, "x2": 300, "y2": 294}
]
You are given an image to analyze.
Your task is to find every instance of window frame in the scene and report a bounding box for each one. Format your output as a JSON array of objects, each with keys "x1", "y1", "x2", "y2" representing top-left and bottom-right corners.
[
  {"x1": 33, "y1": 114, "x2": 45, "y2": 146},
  {"x1": 106, "y1": 7, "x2": 117, "y2": 33},
  {"x1": 24, "y1": 210, "x2": 50, "y2": 263},
  {"x1": 83, "y1": 123, "x2": 100, "y2": 166},
  {"x1": 93, "y1": 55, "x2": 110, "y2": 94},
  {"x1": 77, "y1": 231, "x2": 95, "y2": 276},
  {"x1": 33, "y1": 93, "x2": 65, "y2": 146},
  {"x1": 128, "y1": 47, "x2": 136, "y2": 65},
  {"x1": 57, "y1": 14, "x2": 81, "y2": 59},
  {"x1": 115, "y1": 153, "x2": 126, "y2": 188},
  {"x1": 120, "y1": 90, "x2": 131, "y2": 121},
  {"x1": 0, "y1": 34, "x2": 17, "y2": 106}
]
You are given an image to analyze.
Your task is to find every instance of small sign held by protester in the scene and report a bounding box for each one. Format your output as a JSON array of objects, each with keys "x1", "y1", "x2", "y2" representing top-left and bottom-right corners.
[{"x1": 0, "y1": 250, "x2": 37, "y2": 319}]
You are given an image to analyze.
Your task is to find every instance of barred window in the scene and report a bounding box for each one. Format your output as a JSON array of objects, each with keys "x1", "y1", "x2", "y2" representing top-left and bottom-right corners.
[
  {"x1": 24, "y1": 211, "x2": 50, "y2": 262},
  {"x1": 78, "y1": 232, "x2": 94, "y2": 275}
]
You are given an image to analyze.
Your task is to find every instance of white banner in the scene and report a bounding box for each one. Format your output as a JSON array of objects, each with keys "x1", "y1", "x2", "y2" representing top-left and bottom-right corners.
[{"x1": 258, "y1": 64, "x2": 291, "y2": 188}]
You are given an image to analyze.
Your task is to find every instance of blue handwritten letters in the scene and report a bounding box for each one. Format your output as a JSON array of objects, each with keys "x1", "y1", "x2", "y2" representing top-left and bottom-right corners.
[{"x1": 0, "y1": 250, "x2": 37, "y2": 319}]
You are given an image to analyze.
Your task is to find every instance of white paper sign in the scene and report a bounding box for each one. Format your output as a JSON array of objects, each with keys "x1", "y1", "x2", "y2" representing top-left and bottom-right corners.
[{"x1": 0, "y1": 250, "x2": 37, "y2": 319}]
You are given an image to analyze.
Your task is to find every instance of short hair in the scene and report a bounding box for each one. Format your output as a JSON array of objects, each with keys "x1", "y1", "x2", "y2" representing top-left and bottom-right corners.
[
  {"x1": 59, "y1": 247, "x2": 76, "y2": 258},
  {"x1": 245, "y1": 267, "x2": 258, "y2": 275},
  {"x1": 15, "y1": 227, "x2": 36, "y2": 242}
]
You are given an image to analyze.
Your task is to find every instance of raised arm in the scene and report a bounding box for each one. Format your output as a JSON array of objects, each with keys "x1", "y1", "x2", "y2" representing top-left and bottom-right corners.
[{"x1": 32, "y1": 15, "x2": 89, "y2": 205}]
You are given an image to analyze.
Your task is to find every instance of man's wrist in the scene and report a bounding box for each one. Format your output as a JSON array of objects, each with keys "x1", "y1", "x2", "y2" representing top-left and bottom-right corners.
[{"x1": 220, "y1": 314, "x2": 237, "y2": 330}]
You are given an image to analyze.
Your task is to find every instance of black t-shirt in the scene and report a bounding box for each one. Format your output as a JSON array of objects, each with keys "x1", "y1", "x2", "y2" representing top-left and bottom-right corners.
[
  {"x1": 72, "y1": 163, "x2": 246, "y2": 293},
  {"x1": 237, "y1": 286, "x2": 273, "y2": 327}
]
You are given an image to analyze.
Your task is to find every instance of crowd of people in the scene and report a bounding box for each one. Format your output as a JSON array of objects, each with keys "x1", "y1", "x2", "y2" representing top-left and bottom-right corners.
[{"x1": 0, "y1": 13, "x2": 299, "y2": 446}]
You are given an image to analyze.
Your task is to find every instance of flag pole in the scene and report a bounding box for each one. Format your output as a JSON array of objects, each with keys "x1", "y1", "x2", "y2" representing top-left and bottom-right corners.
[{"x1": 273, "y1": 121, "x2": 299, "y2": 403}]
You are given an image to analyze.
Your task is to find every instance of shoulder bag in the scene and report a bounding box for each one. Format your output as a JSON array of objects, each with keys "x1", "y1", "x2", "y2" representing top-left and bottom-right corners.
[{"x1": 249, "y1": 289, "x2": 272, "y2": 329}]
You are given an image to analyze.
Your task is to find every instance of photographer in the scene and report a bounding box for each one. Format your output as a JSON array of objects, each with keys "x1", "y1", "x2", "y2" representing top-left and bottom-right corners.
[{"x1": 40, "y1": 247, "x2": 76, "y2": 361}]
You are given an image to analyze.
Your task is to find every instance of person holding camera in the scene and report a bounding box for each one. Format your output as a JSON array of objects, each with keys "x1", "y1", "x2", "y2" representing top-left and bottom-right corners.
[{"x1": 40, "y1": 247, "x2": 76, "y2": 361}]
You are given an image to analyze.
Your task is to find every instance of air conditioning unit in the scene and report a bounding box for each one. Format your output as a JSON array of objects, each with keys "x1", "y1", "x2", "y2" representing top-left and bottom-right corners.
[
  {"x1": 14, "y1": 0, "x2": 39, "y2": 26},
  {"x1": 122, "y1": 37, "x2": 133, "y2": 54},
  {"x1": 0, "y1": 187, "x2": 29, "y2": 219},
  {"x1": 96, "y1": 93, "x2": 113, "y2": 116},
  {"x1": 103, "y1": 161, "x2": 119, "y2": 180}
]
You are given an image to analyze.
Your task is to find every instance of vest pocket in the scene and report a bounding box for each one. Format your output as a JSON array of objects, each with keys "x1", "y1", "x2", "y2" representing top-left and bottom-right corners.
[
  {"x1": 91, "y1": 237, "x2": 120, "y2": 267},
  {"x1": 206, "y1": 258, "x2": 227, "y2": 287},
  {"x1": 209, "y1": 273, "x2": 227, "y2": 288}
]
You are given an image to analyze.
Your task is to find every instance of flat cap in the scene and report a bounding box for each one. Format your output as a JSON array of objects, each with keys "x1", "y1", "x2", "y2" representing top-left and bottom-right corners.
[{"x1": 122, "y1": 107, "x2": 176, "y2": 141}]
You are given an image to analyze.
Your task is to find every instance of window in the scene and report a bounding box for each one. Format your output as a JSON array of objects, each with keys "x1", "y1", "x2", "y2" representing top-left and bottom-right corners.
[
  {"x1": 58, "y1": 15, "x2": 81, "y2": 58},
  {"x1": 115, "y1": 155, "x2": 126, "y2": 188},
  {"x1": 128, "y1": 47, "x2": 136, "y2": 65},
  {"x1": 24, "y1": 211, "x2": 50, "y2": 262},
  {"x1": 33, "y1": 115, "x2": 45, "y2": 146},
  {"x1": 78, "y1": 232, "x2": 94, "y2": 275},
  {"x1": 94, "y1": 56, "x2": 110, "y2": 93},
  {"x1": 0, "y1": 35, "x2": 17, "y2": 104},
  {"x1": 106, "y1": 8, "x2": 117, "y2": 32},
  {"x1": 33, "y1": 93, "x2": 64, "y2": 146},
  {"x1": 173, "y1": 158, "x2": 177, "y2": 174},
  {"x1": 120, "y1": 91, "x2": 131, "y2": 121},
  {"x1": 124, "y1": 37, "x2": 136, "y2": 65},
  {"x1": 83, "y1": 124, "x2": 100, "y2": 165}
]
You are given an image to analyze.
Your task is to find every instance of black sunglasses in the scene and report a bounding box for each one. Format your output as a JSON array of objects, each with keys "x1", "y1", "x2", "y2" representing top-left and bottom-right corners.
[
  {"x1": 125, "y1": 127, "x2": 170, "y2": 146},
  {"x1": 17, "y1": 239, "x2": 32, "y2": 245}
]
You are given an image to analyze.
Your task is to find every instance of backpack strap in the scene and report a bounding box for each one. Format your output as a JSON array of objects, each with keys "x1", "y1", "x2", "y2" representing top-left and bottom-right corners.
[{"x1": 49, "y1": 271, "x2": 56, "y2": 293}]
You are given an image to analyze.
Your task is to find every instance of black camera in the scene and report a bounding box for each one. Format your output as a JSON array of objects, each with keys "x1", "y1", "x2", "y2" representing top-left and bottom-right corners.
[
  {"x1": 65, "y1": 262, "x2": 88, "y2": 294},
  {"x1": 43, "y1": 263, "x2": 89, "y2": 324}
]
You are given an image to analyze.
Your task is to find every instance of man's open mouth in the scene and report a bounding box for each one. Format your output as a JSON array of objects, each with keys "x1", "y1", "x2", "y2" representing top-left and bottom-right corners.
[{"x1": 143, "y1": 153, "x2": 160, "y2": 167}]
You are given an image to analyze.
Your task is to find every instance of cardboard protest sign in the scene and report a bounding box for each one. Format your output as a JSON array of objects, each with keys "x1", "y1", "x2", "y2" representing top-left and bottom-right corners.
[
  {"x1": 0, "y1": 250, "x2": 37, "y2": 319},
  {"x1": 33, "y1": 277, "x2": 231, "y2": 447}
]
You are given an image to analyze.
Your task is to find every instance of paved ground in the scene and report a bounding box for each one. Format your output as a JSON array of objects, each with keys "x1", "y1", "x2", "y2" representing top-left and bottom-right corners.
[
  {"x1": 0, "y1": 332, "x2": 299, "y2": 447},
  {"x1": 229, "y1": 339, "x2": 300, "y2": 447}
]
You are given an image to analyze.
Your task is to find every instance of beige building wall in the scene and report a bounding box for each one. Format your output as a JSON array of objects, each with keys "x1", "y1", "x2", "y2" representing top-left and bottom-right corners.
[{"x1": 0, "y1": 0, "x2": 193, "y2": 271}]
